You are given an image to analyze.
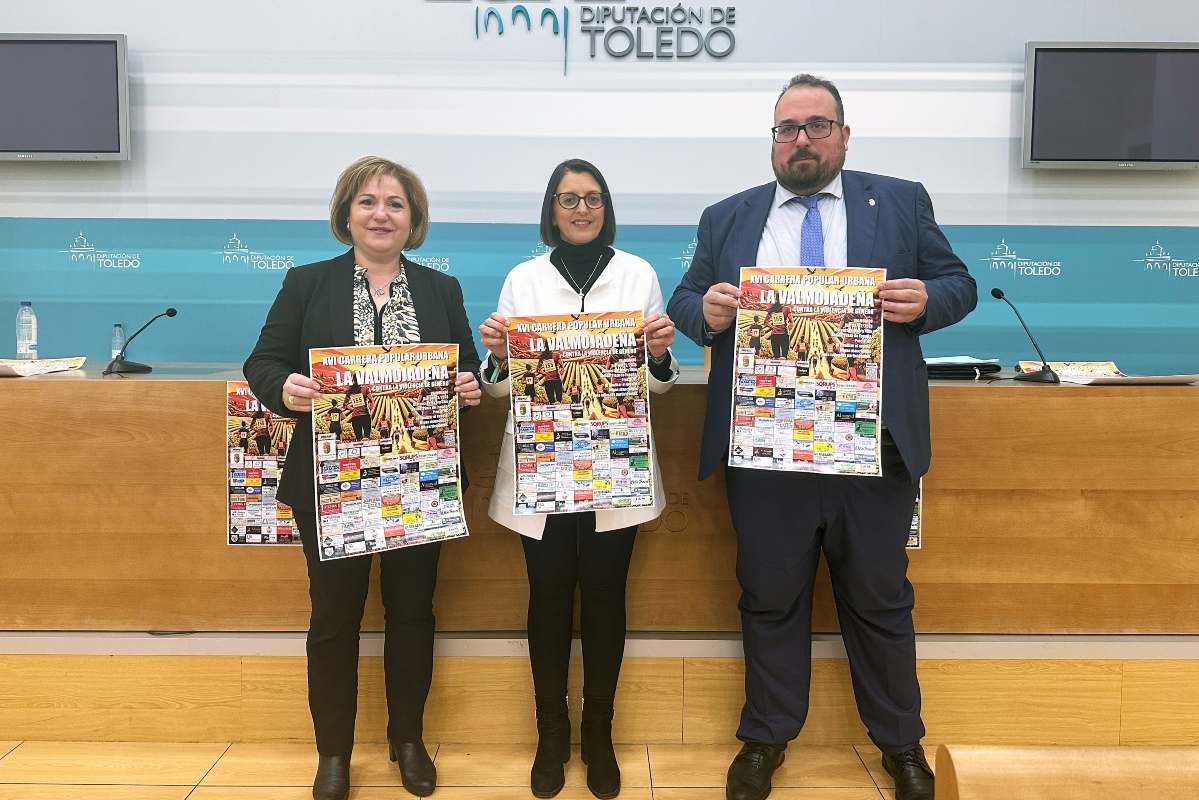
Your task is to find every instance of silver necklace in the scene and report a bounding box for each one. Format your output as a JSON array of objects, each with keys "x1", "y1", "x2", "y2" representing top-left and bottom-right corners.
[
  {"x1": 366, "y1": 267, "x2": 401, "y2": 298},
  {"x1": 560, "y1": 254, "x2": 603, "y2": 301}
]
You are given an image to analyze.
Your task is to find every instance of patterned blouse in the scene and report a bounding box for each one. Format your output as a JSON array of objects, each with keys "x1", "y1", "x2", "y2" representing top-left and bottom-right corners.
[{"x1": 352, "y1": 262, "x2": 421, "y2": 346}]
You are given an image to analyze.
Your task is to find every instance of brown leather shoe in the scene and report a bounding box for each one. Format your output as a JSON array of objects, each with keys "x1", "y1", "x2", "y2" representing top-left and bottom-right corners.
[
  {"x1": 725, "y1": 741, "x2": 786, "y2": 800},
  {"x1": 881, "y1": 745, "x2": 933, "y2": 800}
]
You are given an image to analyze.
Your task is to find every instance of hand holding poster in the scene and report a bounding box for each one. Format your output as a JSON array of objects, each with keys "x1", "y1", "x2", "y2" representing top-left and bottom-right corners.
[
  {"x1": 227, "y1": 381, "x2": 299, "y2": 545},
  {"x1": 730, "y1": 266, "x2": 886, "y2": 475},
  {"x1": 308, "y1": 344, "x2": 467, "y2": 560},
  {"x1": 506, "y1": 311, "x2": 654, "y2": 515}
]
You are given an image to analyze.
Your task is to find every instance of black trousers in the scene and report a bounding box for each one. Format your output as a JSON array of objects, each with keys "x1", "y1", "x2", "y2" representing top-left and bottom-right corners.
[
  {"x1": 296, "y1": 510, "x2": 441, "y2": 756},
  {"x1": 725, "y1": 435, "x2": 924, "y2": 754},
  {"x1": 521, "y1": 512, "x2": 637, "y2": 703},
  {"x1": 351, "y1": 414, "x2": 371, "y2": 441}
]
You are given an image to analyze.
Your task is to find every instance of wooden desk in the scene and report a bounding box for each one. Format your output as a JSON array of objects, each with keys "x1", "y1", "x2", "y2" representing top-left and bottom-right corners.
[{"x1": 2, "y1": 366, "x2": 1196, "y2": 633}]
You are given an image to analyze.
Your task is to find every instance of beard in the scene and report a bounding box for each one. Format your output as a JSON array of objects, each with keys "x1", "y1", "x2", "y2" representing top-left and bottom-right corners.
[{"x1": 773, "y1": 147, "x2": 844, "y2": 196}]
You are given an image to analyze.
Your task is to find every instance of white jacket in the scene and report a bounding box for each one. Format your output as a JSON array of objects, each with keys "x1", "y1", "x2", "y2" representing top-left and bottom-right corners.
[{"x1": 481, "y1": 248, "x2": 679, "y2": 539}]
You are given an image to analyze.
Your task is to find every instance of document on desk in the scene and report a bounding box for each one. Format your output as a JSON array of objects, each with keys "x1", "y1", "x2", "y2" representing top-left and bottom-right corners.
[
  {"x1": 0, "y1": 356, "x2": 86, "y2": 377},
  {"x1": 226, "y1": 381, "x2": 300, "y2": 546},
  {"x1": 1017, "y1": 360, "x2": 1199, "y2": 385},
  {"x1": 308, "y1": 344, "x2": 467, "y2": 561},
  {"x1": 729, "y1": 266, "x2": 885, "y2": 476},
  {"x1": 506, "y1": 311, "x2": 654, "y2": 516}
]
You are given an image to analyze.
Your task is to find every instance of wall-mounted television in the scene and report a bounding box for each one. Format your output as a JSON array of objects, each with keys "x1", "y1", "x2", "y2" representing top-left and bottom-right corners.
[
  {"x1": 1023, "y1": 42, "x2": 1199, "y2": 170},
  {"x1": 0, "y1": 33, "x2": 129, "y2": 161}
]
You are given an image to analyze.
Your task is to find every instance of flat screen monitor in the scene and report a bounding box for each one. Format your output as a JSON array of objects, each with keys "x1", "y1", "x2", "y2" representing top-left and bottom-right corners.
[
  {"x1": 1023, "y1": 42, "x2": 1199, "y2": 170},
  {"x1": 0, "y1": 34, "x2": 130, "y2": 161}
]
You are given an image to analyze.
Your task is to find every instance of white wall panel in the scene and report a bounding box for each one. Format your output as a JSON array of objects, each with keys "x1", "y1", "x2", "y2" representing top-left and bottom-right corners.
[{"x1": 3, "y1": 1, "x2": 1198, "y2": 225}]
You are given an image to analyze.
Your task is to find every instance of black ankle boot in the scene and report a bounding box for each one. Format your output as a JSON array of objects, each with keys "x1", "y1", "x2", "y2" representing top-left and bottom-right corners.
[
  {"x1": 312, "y1": 753, "x2": 350, "y2": 800},
  {"x1": 580, "y1": 699, "x2": 620, "y2": 799},
  {"x1": 389, "y1": 739, "x2": 436, "y2": 797},
  {"x1": 531, "y1": 696, "x2": 571, "y2": 798}
]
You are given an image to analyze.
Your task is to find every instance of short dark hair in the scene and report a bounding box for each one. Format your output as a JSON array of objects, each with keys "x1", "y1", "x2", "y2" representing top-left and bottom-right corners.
[
  {"x1": 539, "y1": 158, "x2": 617, "y2": 248},
  {"x1": 777, "y1": 73, "x2": 845, "y2": 124}
]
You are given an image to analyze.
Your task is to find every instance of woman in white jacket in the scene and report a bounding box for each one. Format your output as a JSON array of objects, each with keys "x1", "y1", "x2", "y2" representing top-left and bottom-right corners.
[{"x1": 479, "y1": 159, "x2": 678, "y2": 800}]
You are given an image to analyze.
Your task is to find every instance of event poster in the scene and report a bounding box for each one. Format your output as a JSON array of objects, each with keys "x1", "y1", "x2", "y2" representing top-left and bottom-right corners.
[
  {"x1": 908, "y1": 478, "x2": 922, "y2": 550},
  {"x1": 730, "y1": 266, "x2": 885, "y2": 475},
  {"x1": 227, "y1": 380, "x2": 299, "y2": 545},
  {"x1": 308, "y1": 344, "x2": 467, "y2": 560},
  {"x1": 506, "y1": 311, "x2": 654, "y2": 515}
]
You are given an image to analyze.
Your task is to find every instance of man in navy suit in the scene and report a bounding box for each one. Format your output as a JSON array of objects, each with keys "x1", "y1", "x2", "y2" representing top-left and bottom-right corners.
[{"x1": 668, "y1": 74, "x2": 976, "y2": 800}]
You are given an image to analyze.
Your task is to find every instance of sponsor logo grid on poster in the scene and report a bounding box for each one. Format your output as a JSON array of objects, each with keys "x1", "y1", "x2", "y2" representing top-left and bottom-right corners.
[
  {"x1": 309, "y1": 344, "x2": 468, "y2": 560},
  {"x1": 507, "y1": 311, "x2": 655, "y2": 514},
  {"x1": 227, "y1": 381, "x2": 299, "y2": 545},
  {"x1": 730, "y1": 266, "x2": 885, "y2": 475}
]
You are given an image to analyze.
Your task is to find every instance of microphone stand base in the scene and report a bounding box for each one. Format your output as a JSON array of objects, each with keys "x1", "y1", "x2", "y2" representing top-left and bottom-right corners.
[
  {"x1": 1014, "y1": 367, "x2": 1060, "y2": 384},
  {"x1": 103, "y1": 358, "x2": 154, "y2": 375}
]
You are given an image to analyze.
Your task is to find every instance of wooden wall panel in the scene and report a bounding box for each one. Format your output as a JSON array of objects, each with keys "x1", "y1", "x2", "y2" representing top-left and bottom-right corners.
[
  {"x1": 0, "y1": 655, "x2": 241, "y2": 742},
  {"x1": 682, "y1": 658, "x2": 869, "y2": 745},
  {"x1": 1119, "y1": 661, "x2": 1199, "y2": 745},
  {"x1": 917, "y1": 660, "x2": 1124, "y2": 746},
  {"x1": 2, "y1": 377, "x2": 1198, "y2": 633},
  {"x1": 4, "y1": 654, "x2": 1184, "y2": 747},
  {"x1": 680, "y1": 658, "x2": 1126, "y2": 746}
]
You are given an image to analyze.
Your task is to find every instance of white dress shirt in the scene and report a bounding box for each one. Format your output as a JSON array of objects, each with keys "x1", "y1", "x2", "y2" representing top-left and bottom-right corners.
[{"x1": 755, "y1": 172, "x2": 847, "y2": 268}]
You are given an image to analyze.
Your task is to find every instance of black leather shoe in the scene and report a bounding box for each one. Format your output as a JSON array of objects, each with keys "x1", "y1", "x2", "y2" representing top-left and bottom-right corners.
[
  {"x1": 881, "y1": 745, "x2": 934, "y2": 800},
  {"x1": 725, "y1": 741, "x2": 786, "y2": 800},
  {"x1": 312, "y1": 753, "x2": 350, "y2": 800},
  {"x1": 389, "y1": 739, "x2": 436, "y2": 797},
  {"x1": 580, "y1": 700, "x2": 620, "y2": 799},
  {"x1": 531, "y1": 697, "x2": 571, "y2": 798}
]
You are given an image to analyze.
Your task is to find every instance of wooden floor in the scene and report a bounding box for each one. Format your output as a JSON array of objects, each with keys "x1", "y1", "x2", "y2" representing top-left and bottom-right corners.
[{"x1": 0, "y1": 740, "x2": 920, "y2": 799}]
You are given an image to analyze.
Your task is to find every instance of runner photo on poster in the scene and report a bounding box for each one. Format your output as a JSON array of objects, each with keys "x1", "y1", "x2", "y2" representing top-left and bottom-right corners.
[
  {"x1": 506, "y1": 311, "x2": 654, "y2": 515},
  {"x1": 308, "y1": 344, "x2": 467, "y2": 560},
  {"x1": 226, "y1": 380, "x2": 299, "y2": 545},
  {"x1": 730, "y1": 266, "x2": 886, "y2": 475}
]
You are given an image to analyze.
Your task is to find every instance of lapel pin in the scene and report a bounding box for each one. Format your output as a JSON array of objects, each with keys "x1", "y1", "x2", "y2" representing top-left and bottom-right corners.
[{"x1": 868, "y1": 198, "x2": 876, "y2": 207}]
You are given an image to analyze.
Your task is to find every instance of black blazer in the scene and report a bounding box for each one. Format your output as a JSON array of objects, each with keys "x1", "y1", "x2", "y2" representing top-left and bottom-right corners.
[{"x1": 243, "y1": 249, "x2": 483, "y2": 511}]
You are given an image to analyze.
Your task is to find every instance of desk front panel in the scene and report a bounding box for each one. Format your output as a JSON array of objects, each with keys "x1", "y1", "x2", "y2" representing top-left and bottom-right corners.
[{"x1": 2, "y1": 378, "x2": 1195, "y2": 633}]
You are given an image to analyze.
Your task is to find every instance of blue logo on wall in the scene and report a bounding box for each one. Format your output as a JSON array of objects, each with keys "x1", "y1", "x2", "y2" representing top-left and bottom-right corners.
[
  {"x1": 475, "y1": 4, "x2": 570, "y2": 73},
  {"x1": 219, "y1": 234, "x2": 295, "y2": 271},
  {"x1": 1135, "y1": 241, "x2": 1199, "y2": 279},
  {"x1": 459, "y1": 2, "x2": 737, "y2": 75},
  {"x1": 675, "y1": 236, "x2": 697, "y2": 273},
  {"x1": 61, "y1": 231, "x2": 141, "y2": 270},
  {"x1": 409, "y1": 254, "x2": 452, "y2": 273},
  {"x1": 979, "y1": 238, "x2": 1063, "y2": 278}
]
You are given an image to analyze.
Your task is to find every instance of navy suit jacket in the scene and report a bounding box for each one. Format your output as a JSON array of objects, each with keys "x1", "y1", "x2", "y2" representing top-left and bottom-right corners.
[{"x1": 667, "y1": 170, "x2": 977, "y2": 481}]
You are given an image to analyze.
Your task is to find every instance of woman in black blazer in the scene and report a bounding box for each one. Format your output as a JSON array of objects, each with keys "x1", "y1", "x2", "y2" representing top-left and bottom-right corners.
[{"x1": 244, "y1": 156, "x2": 482, "y2": 800}]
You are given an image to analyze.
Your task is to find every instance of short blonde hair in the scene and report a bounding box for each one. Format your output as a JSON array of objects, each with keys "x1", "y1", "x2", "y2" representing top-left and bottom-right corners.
[{"x1": 328, "y1": 156, "x2": 430, "y2": 249}]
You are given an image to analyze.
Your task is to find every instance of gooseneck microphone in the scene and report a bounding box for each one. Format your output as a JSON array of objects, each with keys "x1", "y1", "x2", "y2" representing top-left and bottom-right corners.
[
  {"x1": 990, "y1": 288, "x2": 1059, "y2": 384},
  {"x1": 104, "y1": 307, "x2": 178, "y2": 376}
]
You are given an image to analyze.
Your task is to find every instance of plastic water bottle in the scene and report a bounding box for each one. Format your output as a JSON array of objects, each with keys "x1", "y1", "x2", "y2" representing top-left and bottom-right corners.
[
  {"x1": 111, "y1": 323, "x2": 126, "y2": 359},
  {"x1": 15, "y1": 301, "x2": 37, "y2": 360}
]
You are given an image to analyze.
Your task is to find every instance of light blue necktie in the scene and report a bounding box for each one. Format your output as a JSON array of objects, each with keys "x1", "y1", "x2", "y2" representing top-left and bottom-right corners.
[{"x1": 796, "y1": 194, "x2": 826, "y2": 267}]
